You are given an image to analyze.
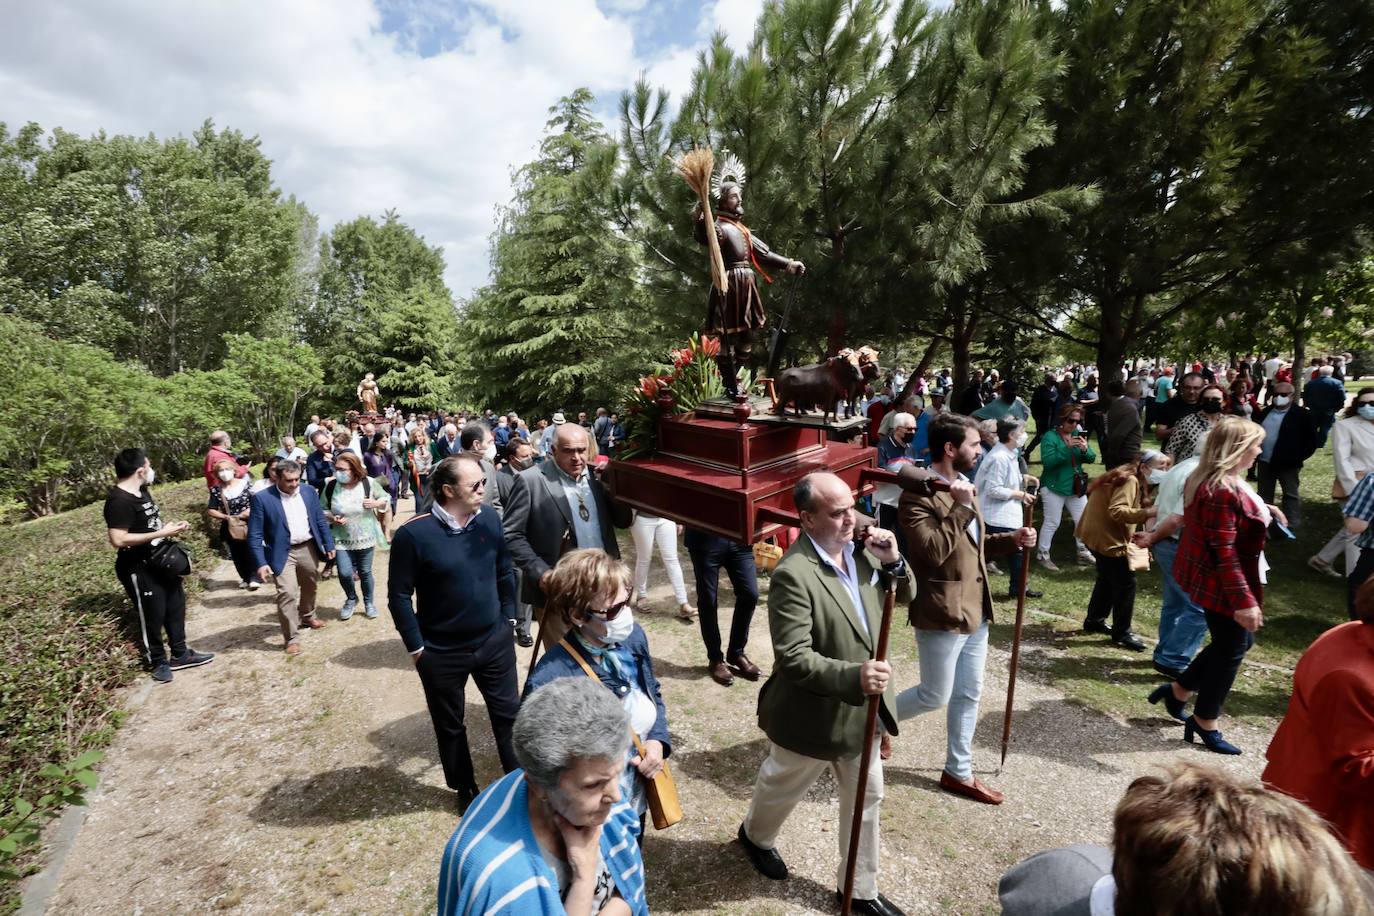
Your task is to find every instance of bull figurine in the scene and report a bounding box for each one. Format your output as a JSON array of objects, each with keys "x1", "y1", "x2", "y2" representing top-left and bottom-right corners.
[{"x1": 774, "y1": 355, "x2": 866, "y2": 423}]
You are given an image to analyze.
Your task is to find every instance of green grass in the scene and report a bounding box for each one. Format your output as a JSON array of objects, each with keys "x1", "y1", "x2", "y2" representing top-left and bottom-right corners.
[{"x1": 998, "y1": 428, "x2": 1344, "y2": 722}]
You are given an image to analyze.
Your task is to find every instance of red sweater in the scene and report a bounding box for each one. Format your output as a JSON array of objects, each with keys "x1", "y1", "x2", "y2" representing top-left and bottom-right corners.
[{"x1": 1263, "y1": 622, "x2": 1374, "y2": 869}]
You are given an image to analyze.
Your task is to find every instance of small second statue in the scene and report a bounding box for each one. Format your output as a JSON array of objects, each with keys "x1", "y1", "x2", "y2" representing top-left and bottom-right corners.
[{"x1": 693, "y1": 154, "x2": 805, "y2": 398}]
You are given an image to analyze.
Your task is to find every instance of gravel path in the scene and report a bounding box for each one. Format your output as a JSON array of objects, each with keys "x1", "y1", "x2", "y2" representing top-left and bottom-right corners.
[{"x1": 41, "y1": 503, "x2": 1277, "y2": 914}]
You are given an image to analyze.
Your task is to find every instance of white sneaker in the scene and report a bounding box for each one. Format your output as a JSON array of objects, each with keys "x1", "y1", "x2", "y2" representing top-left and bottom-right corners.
[
  {"x1": 1308, "y1": 555, "x2": 1343, "y2": 579},
  {"x1": 247, "y1": 580, "x2": 261, "y2": 591},
  {"x1": 238, "y1": 581, "x2": 249, "y2": 590},
  {"x1": 1076, "y1": 552, "x2": 1094, "y2": 567},
  {"x1": 987, "y1": 563, "x2": 1003, "y2": 576},
  {"x1": 1038, "y1": 556, "x2": 1061, "y2": 572}
]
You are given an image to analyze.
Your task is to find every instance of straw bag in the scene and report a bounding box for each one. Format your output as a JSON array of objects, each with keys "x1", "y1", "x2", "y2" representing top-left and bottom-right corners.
[
  {"x1": 753, "y1": 537, "x2": 783, "y2": 573},
  {"x1": 1125, "y1": 543, "x2": 1150, "y2": 572},
  {"x1": 559, "y1": 637, "x2": 682, "y2": 829}
]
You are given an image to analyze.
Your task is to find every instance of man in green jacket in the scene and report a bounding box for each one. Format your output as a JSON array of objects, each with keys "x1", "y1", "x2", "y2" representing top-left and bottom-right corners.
[{"x1": 738, "y1": 472, "x2": 914, "y2": 916}]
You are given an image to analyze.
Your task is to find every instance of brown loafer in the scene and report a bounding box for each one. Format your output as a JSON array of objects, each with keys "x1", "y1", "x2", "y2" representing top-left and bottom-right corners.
[
  {"x1": 709, "y1": 660, "x2": 735, "y2": 686},
  {"x1": 285, "y1": 643, "x2": 302, "y2": 656},
  {"x1": 726, "y1": 652, "x2": 762, "y2": 681},
  {"x1": 939, "y1": 771, "x2": 1003, "y2": 805},
  {"x1": 301, "y1": 617, "x2": 326, "y2": 630}
]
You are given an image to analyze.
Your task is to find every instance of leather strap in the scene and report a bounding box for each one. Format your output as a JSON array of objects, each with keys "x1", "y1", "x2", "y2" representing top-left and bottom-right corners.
[{"x1": 558, "y1": 636, "x2": 648, "y2": 758}]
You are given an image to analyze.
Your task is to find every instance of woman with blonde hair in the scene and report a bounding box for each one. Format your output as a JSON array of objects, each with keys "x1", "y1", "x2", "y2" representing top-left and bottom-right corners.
[
  {"x1": 408, "y1": 427, "x2": 434, "y2": 514},
  {"x1": 523, "y1": 549, "x2": 671, "y2": 835},
  {"x1": 1149, "y1": 416, "x2": 1287, "y2": 754}
]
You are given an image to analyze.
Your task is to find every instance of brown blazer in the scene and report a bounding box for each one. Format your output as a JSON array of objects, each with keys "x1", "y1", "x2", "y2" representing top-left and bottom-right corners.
[{"x1": 899, "y1": 486, "x2": 1020, "y2": 633}]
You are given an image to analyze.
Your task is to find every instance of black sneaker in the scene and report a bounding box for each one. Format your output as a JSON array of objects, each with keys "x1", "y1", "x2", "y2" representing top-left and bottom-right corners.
[
  {"x1": 169, "y1": 649, "x2": 215, "y2": 670},
  {"x1": 151, "y1": 662, "x2": 173, "y2": 683},
  {"x1": 738, "y1": 823, "x2": 788, "y2": 880},
  {"x1": 1083, "y1": 618, "x2": 1112, "y2": 636},
  {"x1": 1112, "y1": 631, "x2": 1147, "y2": 652}
]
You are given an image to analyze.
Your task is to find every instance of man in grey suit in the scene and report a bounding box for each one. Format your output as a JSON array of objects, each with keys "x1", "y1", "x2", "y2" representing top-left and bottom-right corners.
[{"x1": 503, "y1": 423, "x2": 631, "y2": 651}]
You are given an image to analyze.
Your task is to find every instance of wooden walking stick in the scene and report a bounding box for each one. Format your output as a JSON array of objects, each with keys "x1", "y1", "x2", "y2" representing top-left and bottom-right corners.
[
  {"x1": 999, "y1": 482, "x2": 1038, "y2": 769},
  {"x1": 840, "y1": 573, "x2": 898, "y2": 916}
]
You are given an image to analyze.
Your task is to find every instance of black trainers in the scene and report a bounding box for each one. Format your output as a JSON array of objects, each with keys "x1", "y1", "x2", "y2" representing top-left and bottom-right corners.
[
  {"x1": 738, "y1": 823, "x2": 788, "y2": 880},
  {"x1": 169, "y1": 649, "x2": 215, "y2": 670},
  {"x1": 151, "y1": 662, "x2": 173, "y2": 683}
]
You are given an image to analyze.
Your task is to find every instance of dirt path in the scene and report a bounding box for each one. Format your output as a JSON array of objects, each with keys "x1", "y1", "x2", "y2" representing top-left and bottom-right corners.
[{"x1": 43, "y1": 502, "x2": 1276, "y2": 915}]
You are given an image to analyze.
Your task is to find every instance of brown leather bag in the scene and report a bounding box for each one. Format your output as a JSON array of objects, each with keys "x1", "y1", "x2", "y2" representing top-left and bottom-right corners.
[
  {"x1": 559, "y1": 637, "x2": 682, "y2": 829},
  {"x1": 220, "y1": 492, "x2": 248, "y2": 541}
]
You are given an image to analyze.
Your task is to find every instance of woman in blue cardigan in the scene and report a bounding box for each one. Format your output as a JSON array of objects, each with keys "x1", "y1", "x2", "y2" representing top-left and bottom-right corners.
[{"x1": 524, "y1": 549, "x2": 672, "y2": 835}]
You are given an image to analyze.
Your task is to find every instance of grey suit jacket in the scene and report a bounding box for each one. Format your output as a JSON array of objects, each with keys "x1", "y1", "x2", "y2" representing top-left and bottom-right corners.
[{"x1": 502, "y1": 461, "x2": 631, "y2": 605}]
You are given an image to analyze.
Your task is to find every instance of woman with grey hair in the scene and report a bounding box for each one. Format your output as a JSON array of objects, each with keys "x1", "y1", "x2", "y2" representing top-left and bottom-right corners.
[{"x1": 437, "y1": 677, "x2": 648, "y2": 916}]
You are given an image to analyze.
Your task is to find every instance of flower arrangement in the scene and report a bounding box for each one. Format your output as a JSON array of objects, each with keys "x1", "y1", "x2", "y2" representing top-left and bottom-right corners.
[{"x1": 618, "y1": 333, "x2": 725, "y2": 458}]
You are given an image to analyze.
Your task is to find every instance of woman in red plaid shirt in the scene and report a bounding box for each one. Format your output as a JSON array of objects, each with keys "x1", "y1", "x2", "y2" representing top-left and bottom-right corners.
[{"x1": 1146, "y1": 417, "x2": 1288, "y2": 755}]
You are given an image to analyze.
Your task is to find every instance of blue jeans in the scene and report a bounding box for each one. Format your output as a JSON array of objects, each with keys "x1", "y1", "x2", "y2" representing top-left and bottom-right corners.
[
  {"x1": 895, "y1": 622, "x2": 989, "y2": 781},
  {"x1": 1152, "y1": 538, "x2": 1207, "y2": 672},
  {"x1": 334, "y1": 546, "x2": 375, "y2": 606}
]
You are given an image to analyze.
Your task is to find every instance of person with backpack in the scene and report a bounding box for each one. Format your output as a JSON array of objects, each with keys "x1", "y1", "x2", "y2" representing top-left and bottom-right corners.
[{"x1": 322, "y1": 450, "x2": 390, "y2": 620}]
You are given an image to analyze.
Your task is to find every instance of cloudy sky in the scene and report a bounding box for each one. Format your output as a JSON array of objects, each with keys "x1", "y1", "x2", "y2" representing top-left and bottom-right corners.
[{"x1": 0, "y1": 0, "x2": 768, "y2": 300}]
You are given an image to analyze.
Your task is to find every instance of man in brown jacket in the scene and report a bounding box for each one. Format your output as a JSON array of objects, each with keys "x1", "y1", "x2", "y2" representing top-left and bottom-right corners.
[{"x1": 895, "y1": 413, "x2": 1036, "y2": 805}]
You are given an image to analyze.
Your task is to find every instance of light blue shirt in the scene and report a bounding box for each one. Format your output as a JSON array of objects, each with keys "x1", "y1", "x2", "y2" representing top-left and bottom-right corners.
[
  {"x1": 555, "y1": 464, "x2": 603, "y2": 549},
  {"x1": 1259, "y1": 407, "x2": 1286, "y2": 464},
  {"x1": 806, "y1": 534, "x2": 869, "y2": 638}
]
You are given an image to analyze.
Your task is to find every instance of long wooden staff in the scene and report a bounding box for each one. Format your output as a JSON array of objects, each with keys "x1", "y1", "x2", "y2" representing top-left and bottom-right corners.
[
  {"x1": 999, "y1": 483, "x2": 1038, "y2": 768},
  {"x1": 840, "y1": 574, "x2": 897, "y2": 916}
]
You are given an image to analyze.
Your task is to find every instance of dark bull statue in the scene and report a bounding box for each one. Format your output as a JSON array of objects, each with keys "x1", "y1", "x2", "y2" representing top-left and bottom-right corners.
[{"x1": 773, "y1": 346, "x2": 881, "y2": 423}]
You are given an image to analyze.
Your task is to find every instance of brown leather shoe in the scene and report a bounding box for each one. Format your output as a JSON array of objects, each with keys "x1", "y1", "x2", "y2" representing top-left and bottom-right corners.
[
  {"x1": 709, "y1": 660, "x2": 735, "y2": 686},
  {"x1": 726, "y1": 652, "x2": 762, "y2": 681},
  {"x1": 301, "y1": 617, "x2": 326, "y2": 630},
  {"x1": 939, "y1": 770, "x2": 1003, "y2": 805},
  {"x1": 285, "y1": 642, "x2": 302, "y2": 656}
]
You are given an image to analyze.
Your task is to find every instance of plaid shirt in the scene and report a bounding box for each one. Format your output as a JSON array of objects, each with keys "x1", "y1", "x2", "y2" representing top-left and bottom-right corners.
[
  {"x1": 1174, "y1": 482, "x2": 1268, "y2": 616},
  {"x1": 1343, "y1": 473, "x2": 1374, "y2": 550}
]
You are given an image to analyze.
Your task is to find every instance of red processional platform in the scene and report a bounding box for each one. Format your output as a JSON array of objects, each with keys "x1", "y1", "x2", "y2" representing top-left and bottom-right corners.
[{"x1": 605, "y1": 410, "x2": 878, "y2": 544}]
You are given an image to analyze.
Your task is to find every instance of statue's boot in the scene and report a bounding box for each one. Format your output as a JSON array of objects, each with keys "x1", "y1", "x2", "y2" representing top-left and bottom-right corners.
[{"x1": 716, "y1": 352, "x2": 739, "y2": 399}]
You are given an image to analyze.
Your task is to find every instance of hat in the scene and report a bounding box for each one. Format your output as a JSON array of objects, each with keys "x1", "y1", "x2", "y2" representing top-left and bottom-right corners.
[{"x1": 551, "y1": 412, "x2": 567, "y2": 425}]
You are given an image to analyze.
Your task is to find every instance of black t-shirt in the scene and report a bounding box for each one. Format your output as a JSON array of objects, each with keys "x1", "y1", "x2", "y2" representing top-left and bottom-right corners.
[
  {"x1": 1155, "y1": 397, "x2": 1201, "y2": 432},
  {"x1": 103, "y1": 485, "x2": 163, "y2": 570}
]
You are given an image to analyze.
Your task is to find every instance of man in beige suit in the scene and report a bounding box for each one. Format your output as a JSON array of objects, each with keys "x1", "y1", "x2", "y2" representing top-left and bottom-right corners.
[
  {"x1": 737, "y1": 472, "x2": 913, "y2": 916},
  {"x1": 897, "y1": 413, "x2": 1035, "y2": 805}
]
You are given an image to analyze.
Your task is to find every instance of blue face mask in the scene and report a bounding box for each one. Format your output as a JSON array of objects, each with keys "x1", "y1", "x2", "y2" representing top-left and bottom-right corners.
[{"x1": 1359, "y1": 404, "x2": 1374, "y2": 421}]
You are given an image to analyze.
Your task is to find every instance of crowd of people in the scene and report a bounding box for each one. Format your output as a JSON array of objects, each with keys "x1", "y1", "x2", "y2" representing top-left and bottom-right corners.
[{"x1": 97, "y1": 350, "x2": 1374, "y2": 914}]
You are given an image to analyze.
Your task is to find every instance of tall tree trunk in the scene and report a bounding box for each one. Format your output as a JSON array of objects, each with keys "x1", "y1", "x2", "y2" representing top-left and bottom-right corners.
[
  {"x1": 897, "y1": 336, "x2": 943, "y2": 403},
  {"x1": 1292, "y1": 283, "x2": 1313, "y2": 383}
]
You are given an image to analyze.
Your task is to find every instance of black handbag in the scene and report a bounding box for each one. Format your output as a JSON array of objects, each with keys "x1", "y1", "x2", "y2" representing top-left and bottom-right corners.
[{"x1": 146, "y1": 538, "x2": 192, "y2": 578}]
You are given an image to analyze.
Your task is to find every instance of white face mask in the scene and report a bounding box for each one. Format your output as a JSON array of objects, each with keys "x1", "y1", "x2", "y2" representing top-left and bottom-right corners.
[
  {"x1": 1148, "y1": 469, "x2": 1167, "y2": 485},
  {"x1": 483, "y1": 443, "x2": 497, "y2": 462},
  {"x1": 584, "y1": 606, "x2": 635, "y2": 645},
  {"x1": 335, "y1": 469, "x2": 351, "y2": 484},
  {"x1": 217, "y1": 469, "x2": 235, "y2": 482},
  {"x1": 1272, "y1": 395, "x2": 1291, "y2": 407},
  {"x1": 1015, "y1": 432, "x2": 1028, "y2": 449},
  {"x1": 143, "y1": 467, "x2": 155, "y2": 486}
]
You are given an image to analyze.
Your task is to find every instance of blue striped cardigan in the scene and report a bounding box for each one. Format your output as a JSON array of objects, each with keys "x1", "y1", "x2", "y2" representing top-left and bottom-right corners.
[{"x1": 437, "y1": 769, "x2": 649, "y2": 915}]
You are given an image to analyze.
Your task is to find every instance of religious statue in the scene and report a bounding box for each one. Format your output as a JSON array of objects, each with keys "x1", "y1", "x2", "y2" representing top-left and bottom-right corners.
[
  {"x1": 683, "y1": 151, "x2": 805, "y2": 398},
  {"x1": 357, "y1": 372, "x2": 379, "y2": 414}
]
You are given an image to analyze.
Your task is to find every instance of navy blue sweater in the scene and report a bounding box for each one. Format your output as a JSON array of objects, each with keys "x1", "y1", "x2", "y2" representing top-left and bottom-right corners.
[{"x1": 387, "y1": 510, "x2": 516, "y2": 653}]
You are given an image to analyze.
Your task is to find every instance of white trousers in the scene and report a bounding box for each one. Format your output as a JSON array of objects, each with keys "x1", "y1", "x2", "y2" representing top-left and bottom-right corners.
[
  {"x1": 1038, "y1": 489, "x2": 1087, "y2": 559},
  {"x1": 742, "y1": 737, "x2": 884, "y2": 899},
  {"x1": 1317, "y1": 499, "x2": 1360, "y2": 572},
  {"x1": 631, "y1": 513, "x2": 688, "y2": 604}
]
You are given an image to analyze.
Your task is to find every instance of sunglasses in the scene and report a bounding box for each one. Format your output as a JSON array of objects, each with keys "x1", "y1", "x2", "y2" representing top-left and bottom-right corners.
[
  {"x1": 586, "y1": 600, "x2": 630, "y2": 621},
  {"x1": 1201, "y1": 398, "x2": 1224, "y2": 405},
  {"x1": 1359, "y1": 400, "x2": 1374, "y2": 408}
]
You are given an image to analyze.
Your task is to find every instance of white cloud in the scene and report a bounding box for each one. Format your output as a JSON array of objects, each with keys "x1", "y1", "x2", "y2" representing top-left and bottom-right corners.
[{"x1": 0, "y1": 0, "x2": 708, "y2": 301}]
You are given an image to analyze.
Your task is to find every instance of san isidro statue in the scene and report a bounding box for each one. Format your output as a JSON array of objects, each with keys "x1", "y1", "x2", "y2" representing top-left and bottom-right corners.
[{"x1": 691, "y1": 152, "x2": 805, "y2": 398}]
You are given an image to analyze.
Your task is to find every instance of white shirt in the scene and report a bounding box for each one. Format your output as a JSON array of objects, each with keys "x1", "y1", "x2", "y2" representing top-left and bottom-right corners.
[
  {"x1": 1264, "y1": 357, "x2": 1283, "y2": 382},
  {"x1": 278, "y1": 486, "x2": 312, "y2": 544},
  {"x1": 973, "y1": 442, "x2": 1025, "y2": 529},
  {"x1": 806, "y1": 534, "x2": 869, "y2": 638}
]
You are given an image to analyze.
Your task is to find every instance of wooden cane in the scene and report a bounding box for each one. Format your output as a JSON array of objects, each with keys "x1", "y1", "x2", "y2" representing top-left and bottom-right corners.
[
  {"x1": 840, "y1": 576, "x2": 898, "y2": 916},
  {"x1": 998, "y1": 485, "x2": 1037, "y2": 769}
]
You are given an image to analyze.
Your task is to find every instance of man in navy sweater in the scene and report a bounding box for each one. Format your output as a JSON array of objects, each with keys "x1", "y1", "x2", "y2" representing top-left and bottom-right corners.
[{"x1": 388, "y1": 454, "x2": 519, "y2": 813}]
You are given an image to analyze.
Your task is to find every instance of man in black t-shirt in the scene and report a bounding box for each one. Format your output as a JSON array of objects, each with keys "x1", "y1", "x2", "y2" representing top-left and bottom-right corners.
[
  {"x1": 1152, "y1": 372, "x2": 1204, "y2": 450},
  {"x1": 104, "y1": 448, "x2": 214, "y2": 683}
]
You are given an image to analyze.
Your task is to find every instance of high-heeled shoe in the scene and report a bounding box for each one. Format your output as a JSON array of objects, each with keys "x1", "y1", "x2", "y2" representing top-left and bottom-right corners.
[
  {"x1": 1148, "y1": 683, "x2": 1187, "y2": 722},
  {"x1": 1183, "y1": 716, "x2": 1242, "y2": 755}
]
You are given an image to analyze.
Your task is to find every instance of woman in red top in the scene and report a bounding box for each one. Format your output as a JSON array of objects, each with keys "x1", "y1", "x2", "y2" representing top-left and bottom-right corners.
[
  {"x1": 1147, "y1": 417, "x2": 1286, "y2": 754},
  {"x1": 1264, "y1": 577, "x2": 1374, "y2": 871}
]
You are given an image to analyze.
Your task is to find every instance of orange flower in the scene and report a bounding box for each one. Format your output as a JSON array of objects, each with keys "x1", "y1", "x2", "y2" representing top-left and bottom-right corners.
[
  {"x1": 701, "y1": 335, "x2": 721, "y2": 357},
  {"x1": 671, "y1": 347, "x2": 694, "y2": 369},
  {"x1": 639, "y1": 375, "x2": 661, "y2": 397}
]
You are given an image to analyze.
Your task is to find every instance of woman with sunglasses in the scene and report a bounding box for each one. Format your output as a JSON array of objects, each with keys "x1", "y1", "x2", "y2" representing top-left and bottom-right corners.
[
  {"x1": 1165, "y1": 383, "x2": 1227, "y2": 465},
  {"x1": 524, "y1": 548, "x2": 670, "y2": 836}
]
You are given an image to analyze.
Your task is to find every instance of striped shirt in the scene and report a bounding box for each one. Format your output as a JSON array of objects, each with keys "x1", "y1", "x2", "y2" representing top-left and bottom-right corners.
[
  {"x1": 1343, "y1": 473, "x2": 1374, "y2": 550},
  {"x1": 437, "y1": 769, "x2": 648, "y2": 916}
]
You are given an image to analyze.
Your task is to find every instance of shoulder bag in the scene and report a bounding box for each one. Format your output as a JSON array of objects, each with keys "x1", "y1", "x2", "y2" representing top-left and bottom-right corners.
[
  {"x1": 220, "y1": 490, "x2": 248, "y2": 541},
  {"x1": 1069, "y1": 439, "x2": 1089, "y2": 498},
  {"x1": 147, "y1": 538, "x2": 192, "y2": 578},
  {"x1": 558, "y1": 637, "x2": 683, "y2": 830}
]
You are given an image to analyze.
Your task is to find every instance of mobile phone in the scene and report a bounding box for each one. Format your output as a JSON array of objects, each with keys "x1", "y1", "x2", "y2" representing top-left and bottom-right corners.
[{"x1": 1274, "y1": 520, "x2": 1297, "y2": 540}]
